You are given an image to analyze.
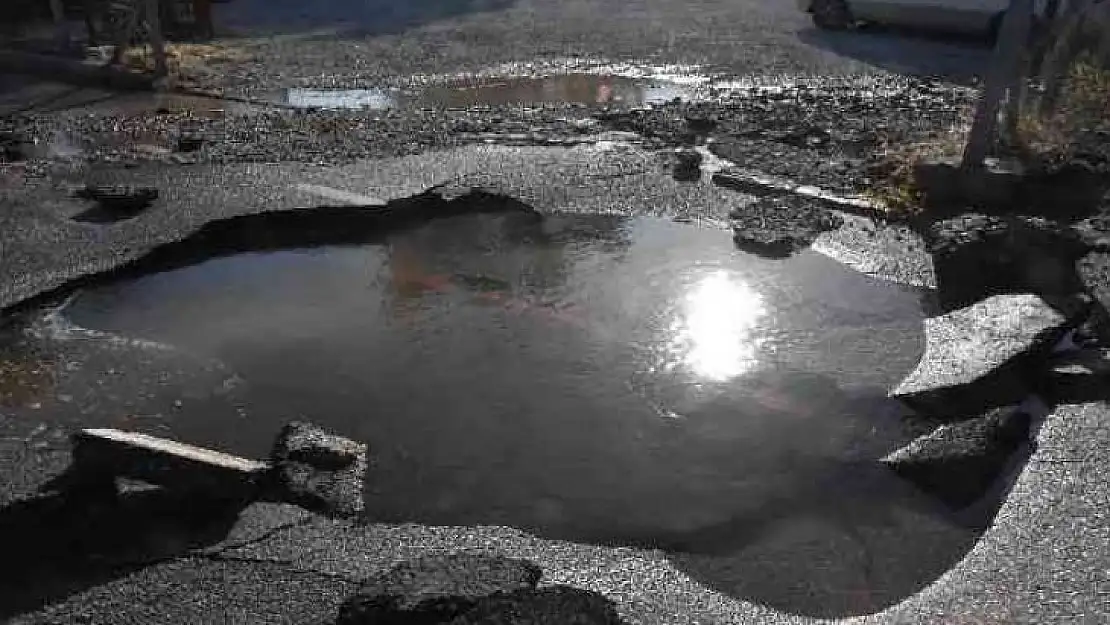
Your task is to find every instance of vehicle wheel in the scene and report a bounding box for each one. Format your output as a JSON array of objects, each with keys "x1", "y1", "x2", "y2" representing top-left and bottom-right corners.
[{"x1": 812, "y1": 0, "x2": 853, "y2": 30}]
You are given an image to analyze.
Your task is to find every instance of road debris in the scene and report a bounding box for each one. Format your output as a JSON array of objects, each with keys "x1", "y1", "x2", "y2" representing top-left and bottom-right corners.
[{"x1": 59, "y1": 423, "x2": 367, "y2": 518}]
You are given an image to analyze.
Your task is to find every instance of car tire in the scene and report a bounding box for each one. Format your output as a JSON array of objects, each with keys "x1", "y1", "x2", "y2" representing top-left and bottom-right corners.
[{"x1": 812, "y1": 0, "x2": 853, "y2": 30}]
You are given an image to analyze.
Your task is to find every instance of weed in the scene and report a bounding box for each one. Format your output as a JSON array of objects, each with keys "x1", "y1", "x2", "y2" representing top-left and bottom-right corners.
[
  {"x1": 863, "y1": 130, "x2": 969, "y2": 219},
  {"x1": 120, "y1": 41, "x2": 252, "y2": 85},
  {"x1": 1017, "y1": 54, "x2": 1110, "y2": 166}
]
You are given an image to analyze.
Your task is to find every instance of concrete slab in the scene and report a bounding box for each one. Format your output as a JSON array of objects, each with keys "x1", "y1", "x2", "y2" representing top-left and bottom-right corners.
[{"x1": 70, "y1": 428, "x2": 269, "y2": 494}]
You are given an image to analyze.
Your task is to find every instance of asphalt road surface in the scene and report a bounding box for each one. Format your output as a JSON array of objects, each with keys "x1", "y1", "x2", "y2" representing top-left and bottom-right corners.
[
  {"x1": 207, "y1": 0, "x2": 992, "y2": 89},
  {"x1": 1, "y1": 1, "x2": 1107, "y2": 625}
]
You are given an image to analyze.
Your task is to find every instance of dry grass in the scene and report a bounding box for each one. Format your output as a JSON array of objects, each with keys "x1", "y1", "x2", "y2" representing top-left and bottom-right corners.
[
  {"x1": 864, "y1": 53, "x2": 1109, "y2": 217},
  {"x1": 1017, "y1": 54, "x2": 1110, "y2": 165},
  {"x1": 120, "y1": 41, "x2": 252, "y2": 83},
  {"x1": 862, "y1": 129, "x2": 969, "y2": 218}
]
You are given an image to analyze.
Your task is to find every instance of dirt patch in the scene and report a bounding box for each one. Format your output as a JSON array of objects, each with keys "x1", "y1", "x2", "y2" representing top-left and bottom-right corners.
[{"x1": 118, "y1": 41, "x2": 256, "y2": 88}]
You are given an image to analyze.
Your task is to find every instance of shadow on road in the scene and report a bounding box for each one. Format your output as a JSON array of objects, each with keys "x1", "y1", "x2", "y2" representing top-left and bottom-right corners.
[
  {"x1": 0, "y1": 74, "x2": 130, "y2": 117},
  {"x1": 0, "y1": 484, "x2": 246, "y2": 621},
  {"x1": 799, "y1": 26, "x2": 993, "y2": 84},
  {"x1": 568, "y1": 382, "x2": 1022, "y2": 618},
  {"x1": 597, "y1": 443, "x2": 1030, "y2": 618},
  {"x1": 215, "y1": 0, "x2": 518, "y2": 38}
]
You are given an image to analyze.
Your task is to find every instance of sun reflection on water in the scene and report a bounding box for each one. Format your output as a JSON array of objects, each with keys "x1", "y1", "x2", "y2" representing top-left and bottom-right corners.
[{"x1": 671, "y1": 270, "x2": 766, "y2": 381}]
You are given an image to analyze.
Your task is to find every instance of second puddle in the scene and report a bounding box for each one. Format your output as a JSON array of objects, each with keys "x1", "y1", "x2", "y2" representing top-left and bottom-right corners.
[{"x1": 282, "y1": 73, "x2": 702, "y2": 110}]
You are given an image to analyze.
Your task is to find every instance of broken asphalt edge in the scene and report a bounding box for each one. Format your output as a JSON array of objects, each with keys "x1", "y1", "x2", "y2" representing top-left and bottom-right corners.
[
  {"x1": 712, "y1": 167, "x2": 889, "y2": 219},
  {"x1": 1, "y1": 152, "x2": 1106, "y2": 623},
  {"x1": 0, "y1": 185, "x2": 539, "y2": 319}
]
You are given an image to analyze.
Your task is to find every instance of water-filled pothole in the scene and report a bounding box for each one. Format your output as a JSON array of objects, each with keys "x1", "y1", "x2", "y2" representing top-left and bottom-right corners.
[
  {"x1": 281, "y1": 74, "x2": 701, "y2": 110},
  {"x1": 59, "y1": 211, "x2": 978, "y2": 617}
]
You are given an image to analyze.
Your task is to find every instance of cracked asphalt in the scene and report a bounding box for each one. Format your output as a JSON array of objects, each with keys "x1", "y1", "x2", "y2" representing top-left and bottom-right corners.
[
  {"x1": 2, "y1": 143, "x2": 1107, "y2": 625},
  {"x1": 2, "y1": 0, "x2": 1108, "y2": 623}
]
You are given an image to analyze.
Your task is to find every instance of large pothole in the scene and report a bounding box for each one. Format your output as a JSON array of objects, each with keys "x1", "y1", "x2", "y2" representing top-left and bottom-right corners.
[{"x1": 19, "y1": 203, "x2": 999, "y2": 616}]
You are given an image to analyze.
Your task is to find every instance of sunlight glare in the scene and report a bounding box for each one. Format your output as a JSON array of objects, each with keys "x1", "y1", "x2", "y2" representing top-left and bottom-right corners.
[{"x1": 674, "y1": 270, "x2": 765, "y2": 381}]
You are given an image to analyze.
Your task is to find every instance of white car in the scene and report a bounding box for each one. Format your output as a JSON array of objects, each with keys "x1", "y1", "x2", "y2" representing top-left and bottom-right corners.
[{"x1": 799, "y1": 0, "x2": 1053, "y2": 39}]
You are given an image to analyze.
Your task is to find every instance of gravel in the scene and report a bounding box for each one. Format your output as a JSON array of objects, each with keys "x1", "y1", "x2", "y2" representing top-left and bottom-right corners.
[
  {"x1": 6, "y1": 4, "x2": 1106, "y2": 625},
  {"x1": 201, "y1": 0, "x2": 890, "y2": 93}
]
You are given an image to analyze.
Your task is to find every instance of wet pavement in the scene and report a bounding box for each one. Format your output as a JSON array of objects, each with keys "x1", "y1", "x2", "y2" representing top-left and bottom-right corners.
[
  {"x1": 197, "y1": 0, "x2": 993, "y2": 95},
  {"x1": 12, "y1": 210, "x2": 977, "y2": 615},
  {"x1": 0, "y1": 75, "x2": 976, "y2": 209},
  {"x1": 2, "y1": 1, "x2": 1106, "y2": 622},
  {"x1": 4, "y1": 73, "x2": 699, "y2": 117},
  {"x1": 0, "y1": 112, "x2": 1100, "y2": 625},
  {"x1": 279, "y1": 74, "x2": 701, "y2": 110}
]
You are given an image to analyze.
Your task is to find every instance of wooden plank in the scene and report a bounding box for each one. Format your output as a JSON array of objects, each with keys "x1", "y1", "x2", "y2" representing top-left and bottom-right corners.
[
  {"x1": 76, "y1": 429, "x2": 270, "y2": 472},
  {"x1": 963, "y1": 0, "x2": 1034, "y2": 169},
  {"x1": 1030, "y1": 0, "x2": 1063, "y2": 75},
  {"x1": 196, "y1": 0, "x2": 214, "y2": 39},
  {"x1": 1095, "y1": 5, "x2": 1110, "y2": 65},
  {"x1": 143, "y1": 0, "x2": 169, "y2": 78},
  {"x1": 48, "y1": 0, "x2": 69, "y2": 50},
  {"x1": 1002, "y1": 1, "x2": 1036, "y2": 143},
  {"x1": 108, "y1": 0, "x2": 142, "y2": 67},
  {"x1": 72, "y1": 428, "x2": 270, "y2": 494}
]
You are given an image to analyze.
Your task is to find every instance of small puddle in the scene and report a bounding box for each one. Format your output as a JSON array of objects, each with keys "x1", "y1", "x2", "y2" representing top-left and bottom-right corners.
[
  {"x1": 47, "y1": 91, "x2": 272, "y2": 119},
  {"x1": 285, "y1": 88, "x2": 397, "y2": 110},
  {"x1": 12, "y1": 75, "x2": 699, "y2": 118},
  {"x1": 55, "y1": 211, "x2": 971, "y2": 617},
  {"x1": 281, "y1": 74, "x2": 701, "y2": 110},
  {"x1": 19, "y1": 130, "x2": 85, "y2": 160}
]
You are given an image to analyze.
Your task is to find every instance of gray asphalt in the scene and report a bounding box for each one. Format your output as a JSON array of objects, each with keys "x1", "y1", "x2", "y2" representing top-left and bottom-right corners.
[
  {"x1": 0, "y1": 141, "x2": 940, "y2": 311},
  {"x1": 1, "y1": 1, "x2": 1106, "y2": 623},
  {"x1": 202, "y1": 0, "x2": 992, "y2": 92},
  {"x1": 2, "y1": 144, "x2": 1107, "y2": 625},
  {"x1": 3, "y1": 398, "x2": 1108, "y2": 625}
]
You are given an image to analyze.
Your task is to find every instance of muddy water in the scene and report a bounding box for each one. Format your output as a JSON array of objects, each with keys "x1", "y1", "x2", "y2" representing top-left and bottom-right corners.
[
  {"x1": 20, "y1": 74, "x2": 699, "y2": 118},
  {"x1": 57, "y1": 212, "x2": 959, "y2": 611},
  {"x1": 282, "y1": 74, "x2": 701, "y2": 109}
]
